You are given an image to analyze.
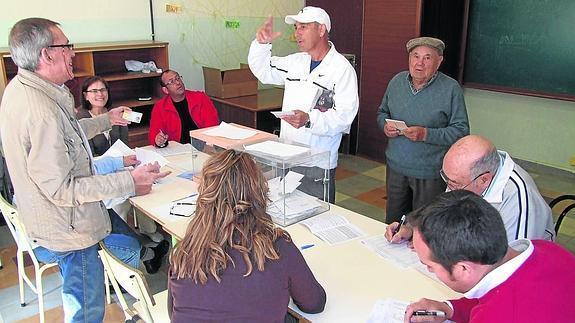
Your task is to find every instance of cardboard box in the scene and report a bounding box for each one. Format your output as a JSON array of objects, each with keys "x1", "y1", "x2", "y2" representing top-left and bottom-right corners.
[{"x1": 203, "y1": 65, "x2": 258, "y2": 98}]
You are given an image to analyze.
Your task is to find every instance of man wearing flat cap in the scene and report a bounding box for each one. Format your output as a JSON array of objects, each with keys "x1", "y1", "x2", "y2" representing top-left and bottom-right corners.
[
  {"x1": 248, "y1": 6, "x2": 359, "y2": 203},
  {"x1": 376, "y1": 36, "x2": 469, "y2": 224}
]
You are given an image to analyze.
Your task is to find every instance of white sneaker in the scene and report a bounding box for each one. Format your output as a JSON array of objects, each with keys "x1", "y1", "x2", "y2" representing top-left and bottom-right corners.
[{"x1": 141, "y1": 230, "x2": 163, "y2": 243}]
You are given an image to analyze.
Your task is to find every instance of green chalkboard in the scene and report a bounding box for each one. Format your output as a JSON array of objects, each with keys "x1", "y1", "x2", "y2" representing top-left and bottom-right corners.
[{"x1": 463, "y1": 0, "x2": 575, "y2": 99}]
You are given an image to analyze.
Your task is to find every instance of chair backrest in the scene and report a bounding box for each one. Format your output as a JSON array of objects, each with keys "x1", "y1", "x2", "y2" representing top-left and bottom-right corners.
[
  {"x1": 0, "y1": 194, "x2": 36, "y2": 255},
  {"x1": 549, "y1": 194, "x2": 575, "y2": 233},
  {"x1": 98, "y1": 242, "x2": 157, "y2": 322}
]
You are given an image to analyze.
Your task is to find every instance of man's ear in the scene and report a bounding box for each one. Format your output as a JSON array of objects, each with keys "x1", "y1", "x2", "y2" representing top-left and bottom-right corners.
[
  {"x1": 161, "y1": 86, "x2": 169, "y2": 95},
  {"x1": 452, "y1": 261, "x2": 474, "y2": 281},
  {"x1": 318, "y1": 24, "x2": 327, "y2": 38},
  {"x1": 40, "y1": 47, "x2": 52, "y2": 64}
]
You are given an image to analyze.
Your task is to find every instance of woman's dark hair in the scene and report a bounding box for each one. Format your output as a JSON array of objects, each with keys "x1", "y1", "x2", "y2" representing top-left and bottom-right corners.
[{"x1": 81, "y1": 76, "x2": 112, "y2": 110}]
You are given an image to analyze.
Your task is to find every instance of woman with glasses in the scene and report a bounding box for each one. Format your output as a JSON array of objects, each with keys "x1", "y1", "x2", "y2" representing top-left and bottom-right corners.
[
  {"x1": 168, "y1": 149, "x2": 326, "y2": 322},
  {"x1": 77, "y1": 76, "x2": 128, "y2": 156}
]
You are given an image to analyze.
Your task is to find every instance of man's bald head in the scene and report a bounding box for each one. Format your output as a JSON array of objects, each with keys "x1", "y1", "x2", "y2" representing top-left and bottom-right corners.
[{"x1": 442, "y1": 135, "x2": 500, "y2": 194}]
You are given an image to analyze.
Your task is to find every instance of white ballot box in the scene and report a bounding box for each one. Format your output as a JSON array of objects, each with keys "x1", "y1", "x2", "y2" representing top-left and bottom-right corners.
[{"x1": 234, "y1": 138, "x2": 330, "y2": 226}]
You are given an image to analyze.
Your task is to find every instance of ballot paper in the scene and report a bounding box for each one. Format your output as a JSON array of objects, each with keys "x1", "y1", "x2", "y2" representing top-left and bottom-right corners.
[
  {"x1": 270, "y1": 110, "x2": 295, "y2": 118},
  {"x1": 267, "y1": 190, "x2": 324, "y2": 221},
  {"x1": 202, "y1": 122, "x2": 258, "y2": 140},
  {"x1": 144, "y1": 142, "x2": 194, "y2": 157},
  {"x1": 267, "y1": 171, "x2": 305, "y2": 202},
  {"x1": 244, "y1": 141, "x2": 310, "y2": 158},
  {"x1": 385, "y1": 118, "x2": 408, "y2": 131},
  {"x1": 367, "y1": 298, "x2": 410, "y2": 323},
  {"x1": 300, "y1": 213, "x2": 366, "y2": 245},
  {"x1": 101, "y1": 140, "x2": 135, "y2": 158},
  {"x1": 134, "y1": 147, "x2": 169, "y2": 168},
  {"x1": 360, "y1": 235, "x2": 420, "y2": 268}
]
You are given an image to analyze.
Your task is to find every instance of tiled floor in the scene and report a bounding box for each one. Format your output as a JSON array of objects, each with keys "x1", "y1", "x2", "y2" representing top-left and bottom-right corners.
[{"x1": 1, "y1": 154, "x2": 574, "y2": 321}]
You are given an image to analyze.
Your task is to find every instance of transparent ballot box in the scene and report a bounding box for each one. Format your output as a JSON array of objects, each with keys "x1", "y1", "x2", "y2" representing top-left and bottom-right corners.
[
  {"x1": 190, "y1": 123, "x2": 277, "y2": 175},
  {"x1": 233, "y1": 138, "x2": 330, "y2": 226}
]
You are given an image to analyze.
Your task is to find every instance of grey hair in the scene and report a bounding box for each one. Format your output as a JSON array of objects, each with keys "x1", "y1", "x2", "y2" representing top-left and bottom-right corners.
[
  {"x1": 470, "y1": 147, "x2": 500, "y2": 178},
  {"x1": 9, "y1": 18, "x2": 59, "y2": 71}
]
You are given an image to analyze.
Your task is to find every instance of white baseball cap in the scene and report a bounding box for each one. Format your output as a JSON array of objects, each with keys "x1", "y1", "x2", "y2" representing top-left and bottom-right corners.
[{"x1": 285, "y1": 6, "x2": 331, "y2": 32}]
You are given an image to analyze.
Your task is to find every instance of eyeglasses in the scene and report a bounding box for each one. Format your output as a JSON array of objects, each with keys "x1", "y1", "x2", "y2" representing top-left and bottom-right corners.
[
  {"x1": 164, "y1": 75, "x2": 183, "y2": 87},
  {"x1": 48, "y1": 43, "x2": 74, "y2": 50},
  {"x1": 84, "y1": 88, "x2": 108, "y2": 94},
  {"x1": 169, "y1": 202, "x2": 196, "y2": 217},
  {"x1": 440, "y1": 169, "x2": 490, "y2": 190}
]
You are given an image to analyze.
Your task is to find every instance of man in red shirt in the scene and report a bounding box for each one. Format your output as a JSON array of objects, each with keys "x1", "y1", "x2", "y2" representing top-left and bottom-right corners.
[
  {"x1": 148, "y1": 69, "x2": 219, "y2": 147},
  {"x1": 404, "y1": 190, "x2": 575, "y2": 323}
]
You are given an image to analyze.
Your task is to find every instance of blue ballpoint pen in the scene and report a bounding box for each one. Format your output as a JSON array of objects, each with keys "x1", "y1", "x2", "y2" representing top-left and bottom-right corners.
[{"x1": 300, "y1": 244, "x2": 315, "y2": 250}]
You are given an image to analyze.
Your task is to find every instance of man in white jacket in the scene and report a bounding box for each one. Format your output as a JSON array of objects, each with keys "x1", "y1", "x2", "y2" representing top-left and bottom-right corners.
[{"x1": 248, "y1": 6, "x2": 359, "y2": 203}]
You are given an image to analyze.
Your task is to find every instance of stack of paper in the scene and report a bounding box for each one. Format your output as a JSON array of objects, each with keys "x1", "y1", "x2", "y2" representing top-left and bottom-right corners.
[
  {"x1": 245, "y1": 141, "x2": 309, "y2": 158},
  {"x1": 367, "y1": 298, "x2": 409, "y2": 323},
  {"x1": 150, "y1": 194, "x2": 198, "y2": 224},
  {"x1": 300, "y1": 213, "x2": 366, "y2": 245},
  {"x1": 146, "y1": 142, "x2": 194, "y2": 157},
  {"x1": 203, "y1": 122, "x2": 258, "y2": 140},
  {"x1": 267, "y1": 190, "x2": 323, "y2": 221},
  {"x1": 361, "y1": 235, "x2": 420, "y2": 268}
]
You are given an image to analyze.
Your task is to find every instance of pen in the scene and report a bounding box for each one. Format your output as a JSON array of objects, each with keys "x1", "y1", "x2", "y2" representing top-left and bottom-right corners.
[
  {"x1": 412, "y1": 310, "x2": 446, "y2": 318},
  {"x1": 172, "y1": 193, "x2": 198, "y2": 203},
  {"x1": 393, "y1": 214, "x2": 406, "y2": 237},
  {"x1": 175, "y1": 202, "x2": 196, "y2": 206},
  {"x1": 300, "y1": 244, "x2": 315, "y2": 250}
]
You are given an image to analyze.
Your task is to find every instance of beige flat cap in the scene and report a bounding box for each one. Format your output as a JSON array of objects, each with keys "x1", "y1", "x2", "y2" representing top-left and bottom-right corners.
[{"x1": 406, "y1": 37, "x2": 445, "y2": 55}]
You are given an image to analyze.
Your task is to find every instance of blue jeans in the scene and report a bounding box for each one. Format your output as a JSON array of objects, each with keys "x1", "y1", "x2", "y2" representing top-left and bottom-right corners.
[{"x1": 34, "y1": 211, "x2": 140, "y2": 323}]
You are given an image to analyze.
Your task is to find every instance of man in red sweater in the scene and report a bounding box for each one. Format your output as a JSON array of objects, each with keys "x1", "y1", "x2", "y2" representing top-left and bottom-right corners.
[
  {"x1": 148, "y1": 69, "x2": 219, "y2": 147},
  {"x1": 404, "y1": 190, "x2": 575, "y2": 323}
]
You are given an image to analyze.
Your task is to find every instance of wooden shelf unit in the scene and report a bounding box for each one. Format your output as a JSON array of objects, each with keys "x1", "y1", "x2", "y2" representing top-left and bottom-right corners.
[{"x1": 0, "y1": 40, "x2": 169, "y2": 148}]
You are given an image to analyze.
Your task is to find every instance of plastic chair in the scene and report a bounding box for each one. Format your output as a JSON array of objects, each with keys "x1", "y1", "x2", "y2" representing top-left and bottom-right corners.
[
  {"x1": 549, "y1": 194, "x2": 575, "y2": 233},
  {"x1": 98, "y1": 242, "x2": 169, "y2": 323},
  {"x1": 0, "y1": 195, "x2": 58, "y2": 323}
]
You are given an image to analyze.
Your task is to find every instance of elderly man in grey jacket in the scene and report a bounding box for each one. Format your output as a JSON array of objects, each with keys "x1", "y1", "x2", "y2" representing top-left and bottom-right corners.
[{"x1": 0, "y1": 18, "x2": 169, "y2": 322}]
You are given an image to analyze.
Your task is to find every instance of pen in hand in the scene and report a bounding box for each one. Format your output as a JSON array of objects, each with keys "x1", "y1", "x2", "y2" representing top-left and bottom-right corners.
[
  {"x1": 412, "y1": 310, "x2": 446, "y2": 318},
  {"x1": 393, "y1": 214, "x2": 406, "y2": 238}
]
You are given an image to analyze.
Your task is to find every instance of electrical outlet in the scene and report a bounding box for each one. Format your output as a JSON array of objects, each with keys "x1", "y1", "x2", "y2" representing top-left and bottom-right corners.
[{"x1": 166, "y1": 4, "x2": 182, "y2": 13}]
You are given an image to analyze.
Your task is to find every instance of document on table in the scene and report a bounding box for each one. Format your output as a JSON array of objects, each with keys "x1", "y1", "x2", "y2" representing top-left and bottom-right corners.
[
  {"x1": 202, "y1": 122, "x2": 258, "y2": 140},
  {"x1": 150, "y1": 194, "x2": 198, "y2": 223},
  {"x1": 144, "y1": 142, "x2": 194, "y2": 157},
  {"x1": 300, "y1": 213, "x2": 366, "y2": 245},
  {"x1": 134, "y1": 147, "x2": 169, "y2": 168},
  {"x1": 244, "y1": 141, "x2": 310, "y2": 158},
  {"x1": 367, "y1": 298, "x2": 409, "y2": 323},
  {"x1": 270, "y1": 110, "x2": 295, "y2": 118},
  {"x1": 361, "y1": 235, "x2": 420, "y2": 268}
]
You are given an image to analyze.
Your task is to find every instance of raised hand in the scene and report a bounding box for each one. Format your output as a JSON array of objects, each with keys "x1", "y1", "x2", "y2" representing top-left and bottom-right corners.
[{"x1": 256, "y1": 15, "x2": 282, "y2": 44}]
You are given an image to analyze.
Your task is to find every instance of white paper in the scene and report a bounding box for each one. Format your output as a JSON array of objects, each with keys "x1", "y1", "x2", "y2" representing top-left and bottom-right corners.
[
  {"x1": 245, "y1": 141, "x2": 310, "y2": 158},
  {"x1": 385, "y1": 118, "x2": 408, "y2": 131},
  {"x1": 268, "y1": 190, "x2": 323, "y2": 220},
  {"x1": 144, "y1": 142, "x2": 194, "y2": 157},
  {"x1": 367, "y1": 298, "x2": 410, "y2": 323},
  {"x1": 300, "y1": 213, "x2": 366, "y2": 245},
  {"x1": 101, "y1": 140, "x2": 135, "y2": 158},
  {"x1": 361, "y1": 235, "x2": 420, "y2": 268},
  {"x1": 150, "y1": 194, "x2": 198, "y2": 223},
  {"x1": 202, "y1": 122, "x2": 258, "y2": 140},
  {"x1": 270, "y1": 110, "x2": 295, "y2": 118},
  {"x1": 134, "y1": 147, "x2": 169, "y2": 168},
  {"x1": 268, "y1": 171, "x2": 305, "y2": 202}
]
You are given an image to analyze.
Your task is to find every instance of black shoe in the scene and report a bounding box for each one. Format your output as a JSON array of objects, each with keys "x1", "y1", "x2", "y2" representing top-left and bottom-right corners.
[{"x1": 144, "y1": 240, "x2": 169, "y2": 274}]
